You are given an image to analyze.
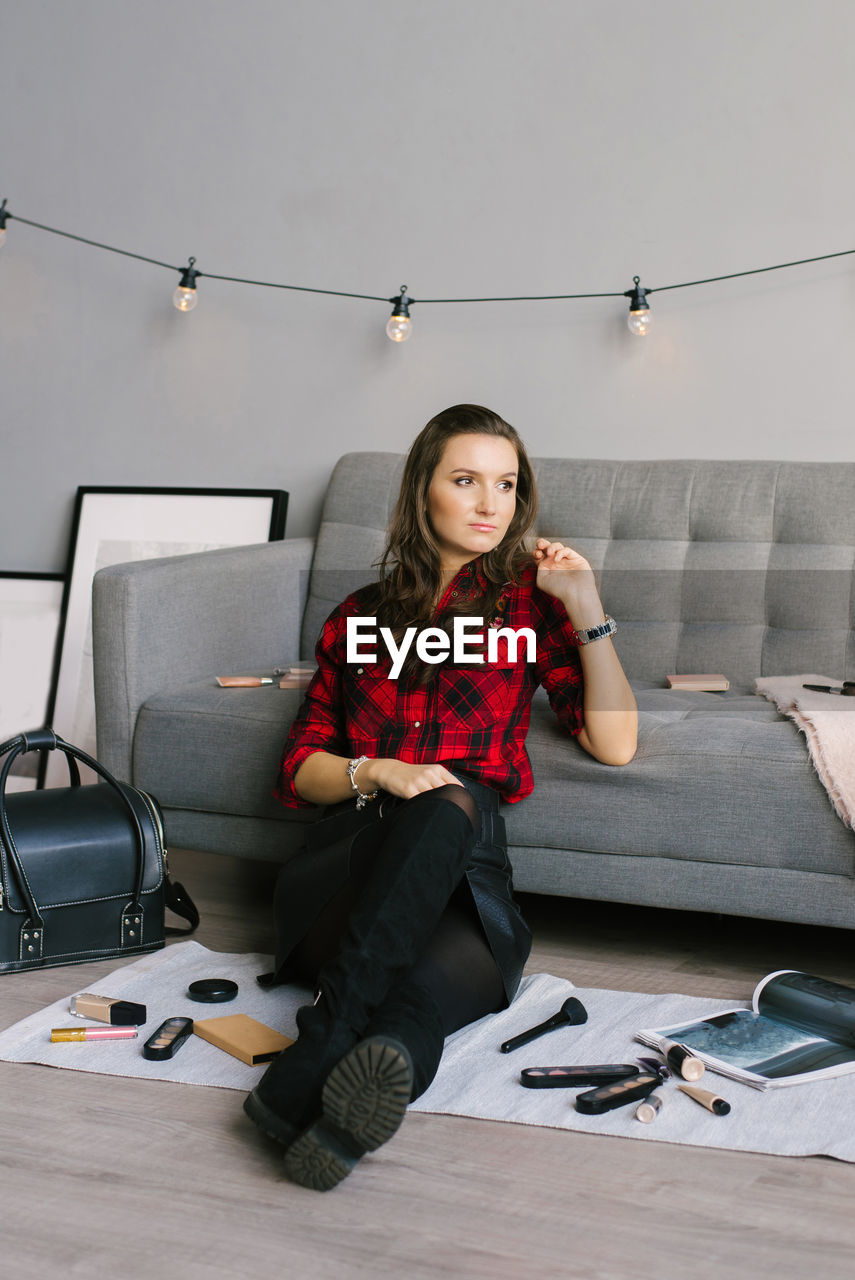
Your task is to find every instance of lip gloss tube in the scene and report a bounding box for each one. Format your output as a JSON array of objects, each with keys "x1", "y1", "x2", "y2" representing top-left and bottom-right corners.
[{"x1": 51, "y1": 1027, "x2": 139, "y2": 1042}]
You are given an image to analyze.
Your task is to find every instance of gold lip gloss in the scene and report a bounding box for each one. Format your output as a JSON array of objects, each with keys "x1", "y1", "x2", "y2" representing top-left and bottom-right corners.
[{"x1": 51, "y1": 1027, "x2": 139, "y2": 1042}]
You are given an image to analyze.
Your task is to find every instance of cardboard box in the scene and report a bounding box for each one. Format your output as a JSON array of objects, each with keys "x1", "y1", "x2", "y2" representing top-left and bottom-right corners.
[{"x1": 192, "y1": 1014, "x2": 293, "y2": 1065}]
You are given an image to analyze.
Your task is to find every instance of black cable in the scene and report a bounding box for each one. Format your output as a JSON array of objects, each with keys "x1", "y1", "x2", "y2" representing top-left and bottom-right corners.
[
  {"x1": 648, "y1": 248, "x2": 855, "y2": 295},
  {"x1": 6, "y1": 211, "x2": 180, "y2": 273},
  {"x1": 414, "y1": 290, "x2": 625, "y2": 303},
  {"x1": 198, "y1": 270, "x2": 391, "y2": 302},
  {"x1": 4, "y1": 203, "x2": 855, "y2": 307}
]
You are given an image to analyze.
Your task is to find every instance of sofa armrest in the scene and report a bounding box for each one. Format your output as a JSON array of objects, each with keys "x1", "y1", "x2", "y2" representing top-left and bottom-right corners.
[{"x1": 92, "y1": 537, "x2": 314, "y2": 782}]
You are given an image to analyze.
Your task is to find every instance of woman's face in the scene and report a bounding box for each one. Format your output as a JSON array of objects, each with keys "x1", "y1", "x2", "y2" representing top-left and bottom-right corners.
[{"x1": 427, "y1": 433, "x2": 519, "y2": 572}]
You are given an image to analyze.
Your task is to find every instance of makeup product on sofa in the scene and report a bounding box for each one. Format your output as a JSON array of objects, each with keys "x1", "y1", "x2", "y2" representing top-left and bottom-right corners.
[
  {"x1": 499, "y1": 997, "x2": 588, "y2": 1053},
  {"x1": 143, "y1": 1017, "x2": 195, "y2": 1061},
  {"x1": 661, "y1": 1039, "x2": 705, "y2": 1081},
  {"x1": 69, "y1": 993, "x2": 147, "y2": 1026},
  {"x1": 192, "y1": 1014, "x2": 292, "y2": 1065},
  {"x1": 188, "y1": 978, "x2": 239, "y2": 1003},
  {"x1": 575, "y1": 1071, "x2": 661, "y2": 1115},
  {"x1": 802, "y1": 683, "x2": 855, "y2": 696},
  {"x1": 635, "y1": 1092, "x2": 663, "y2": 1123},
  {"x1": 520, "y1": 1064, "x2": 639, "y2": 1089},
  {"x1": 216, "y1": 675, "x2": 277, "y2": 687},
  {"x1": 51, "y1": 1026, "x2": 139, "y2": 1042},
  {"x1": 678, "y1": 1083, "x2": 731, "y2": 1115}
]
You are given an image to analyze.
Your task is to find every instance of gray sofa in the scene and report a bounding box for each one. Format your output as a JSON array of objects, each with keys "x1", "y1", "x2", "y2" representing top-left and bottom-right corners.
[{"x1": 93, "y1": 455, "x2": 855, "y2": 931}]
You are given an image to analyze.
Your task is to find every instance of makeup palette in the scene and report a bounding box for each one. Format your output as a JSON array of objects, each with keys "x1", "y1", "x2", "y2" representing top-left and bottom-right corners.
[
  {"x1": 520, "y1": 1064, "x2": 640, "y2": 1089},
  {"x1": 143, "y1": 1017, "x2": 194, "y2": 1061},
  {"x1": 575, "y1": 1071, "x2": 661, "y2": 1115}
]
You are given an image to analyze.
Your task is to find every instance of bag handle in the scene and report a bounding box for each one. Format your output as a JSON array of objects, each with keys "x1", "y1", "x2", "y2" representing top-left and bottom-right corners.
[{"x1": 0, "y1": 730, "x2": 150, "y2": 929}]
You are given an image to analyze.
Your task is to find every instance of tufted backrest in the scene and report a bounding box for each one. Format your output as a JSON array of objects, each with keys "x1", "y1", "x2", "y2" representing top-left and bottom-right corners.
[{"x1": 301, "y1": 455, "x2": 855, "y2": 685}]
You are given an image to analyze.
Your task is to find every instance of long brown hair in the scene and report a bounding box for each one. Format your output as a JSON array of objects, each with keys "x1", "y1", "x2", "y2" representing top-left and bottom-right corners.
[{"x1": 362, "y1": 405, "x2": 538, "y2": 674}]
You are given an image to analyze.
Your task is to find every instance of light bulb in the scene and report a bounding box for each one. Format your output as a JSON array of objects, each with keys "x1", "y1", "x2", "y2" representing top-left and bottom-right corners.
[
  {"x1": 173, "y1": 256, "x2": 199, "y2": 311},
  {"x1": 173, "y1": 284, "x2": 198, "y2": 312},
  {"x1": 386, "y1": 285, "x2": 413, "y2": 341},
  {"x1": 625, "y1": 275, "x2": 652, "y2": 337},
  {"x1": 386, "y1": 314, "x2": 412, "y2": 342},
  {"x1": 627, "y1": 307, "x2": 652, "y2": 337}
]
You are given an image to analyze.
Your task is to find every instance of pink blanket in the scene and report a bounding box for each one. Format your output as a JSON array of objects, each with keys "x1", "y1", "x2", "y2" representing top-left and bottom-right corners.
[{"x1": 755, "y1": 675, "x2": 855, "y2": 830}]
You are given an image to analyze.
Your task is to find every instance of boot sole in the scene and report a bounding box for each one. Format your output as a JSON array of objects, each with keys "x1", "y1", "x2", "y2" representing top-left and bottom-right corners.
[{"x1": 283, "y1": 1036, "x2": 413, "y2": 1191}]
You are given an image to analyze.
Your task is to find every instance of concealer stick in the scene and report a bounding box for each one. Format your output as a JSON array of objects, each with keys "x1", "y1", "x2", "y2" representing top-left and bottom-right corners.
[{"x1": 678, "y1": 1083, "x2": 731, "y2": 1115}]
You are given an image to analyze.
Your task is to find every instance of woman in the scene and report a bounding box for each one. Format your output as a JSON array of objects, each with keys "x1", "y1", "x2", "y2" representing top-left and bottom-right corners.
[{"x1": 244, "y1": 404, "x2": 637, "y2": 1190}]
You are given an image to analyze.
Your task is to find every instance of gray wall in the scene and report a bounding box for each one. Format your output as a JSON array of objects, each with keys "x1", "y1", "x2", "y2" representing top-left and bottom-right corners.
[{"x1": 2, "y1": 1, "x2": 853, "y2": 571}]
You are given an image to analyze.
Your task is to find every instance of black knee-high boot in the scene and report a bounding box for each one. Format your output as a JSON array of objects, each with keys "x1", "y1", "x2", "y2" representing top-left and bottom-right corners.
[
  {"x1": 280, "y1": 980, "x2": 445, "y2": 1191},
  {"x1": 363, "y1": 978, "x2": 446, "y2": 1101},
  {"x1": 244, "y1": 788, "x2": 475, "y2": 1178}
]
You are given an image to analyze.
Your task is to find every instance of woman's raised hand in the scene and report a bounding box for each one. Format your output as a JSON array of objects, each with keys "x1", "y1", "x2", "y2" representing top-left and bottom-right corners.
[
  {"x1": 533, "y1": 538, "x2": 599, "y2": 614},
  {"x1": 366, "y1": 759, "x2": 463, "y2": 799}
]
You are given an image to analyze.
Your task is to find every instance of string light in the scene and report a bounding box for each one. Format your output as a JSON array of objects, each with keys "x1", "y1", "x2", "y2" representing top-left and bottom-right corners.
[
  {"x1": 173, "y1": 257, "x2": 200, "y2": 311},
  {"x1": 2, "y1": 199, "x2": 854, "y2": 342},
  {"x1": 625, "y1": 276, "x2": 652, "y2": 336},
  {"x1": 386, "y1": 285, "x2": 413, "y2": 342}
]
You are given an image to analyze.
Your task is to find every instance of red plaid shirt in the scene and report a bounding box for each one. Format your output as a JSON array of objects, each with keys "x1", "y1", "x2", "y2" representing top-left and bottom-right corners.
[{"x1": 275, "y1": 559, "x2": 584, "y2": 806}]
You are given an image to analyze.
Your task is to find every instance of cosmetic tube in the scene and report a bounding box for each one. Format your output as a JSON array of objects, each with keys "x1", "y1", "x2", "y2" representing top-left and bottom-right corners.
[
  {"x1": 635, "y1": 1093, "x2": 663, "y2": 1124},
  {"x1": 661, "y1": 1039, "x2": 705, "y2": 1081},
  {"x1": 51, "y1": 1027, "x2": 139, "y2": 1043},
  {"x1": 69, "y1": 994, "x2": 147, "y2": 1026},
  {"x1": 678, "y1": 1083, "x2": 731, "y2": 1115}
]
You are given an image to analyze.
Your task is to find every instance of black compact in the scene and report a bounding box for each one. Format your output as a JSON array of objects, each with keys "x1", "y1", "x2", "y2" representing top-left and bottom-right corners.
[
  {"x1": 187, "y1": 978, "x2": 238, "y2": 1003},
  {"x1": 143, "y1": 1016, "x2": 194, "y2": 1061}
]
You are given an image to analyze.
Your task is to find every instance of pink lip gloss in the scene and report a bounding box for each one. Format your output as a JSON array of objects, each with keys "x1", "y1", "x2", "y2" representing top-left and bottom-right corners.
[{"x1": 50, "y1": 1026, "x2": 139, "y2": 1042}]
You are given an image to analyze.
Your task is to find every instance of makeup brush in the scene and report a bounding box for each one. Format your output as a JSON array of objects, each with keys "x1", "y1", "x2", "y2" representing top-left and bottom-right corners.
[{"x1": 500, "y1": 996, "x2": 588, "y2": 1053}]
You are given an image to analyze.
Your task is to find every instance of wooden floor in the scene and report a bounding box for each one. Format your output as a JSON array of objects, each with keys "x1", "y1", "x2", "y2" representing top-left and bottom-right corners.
[{"x1": 3, "y1": 847, "x2": 855, "y2": 1279}]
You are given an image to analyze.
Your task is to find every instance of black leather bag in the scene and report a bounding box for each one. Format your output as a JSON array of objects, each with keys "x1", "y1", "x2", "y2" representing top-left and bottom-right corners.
[{"x1": 0, "y1": 729, "x2": 198, "y2": 974}]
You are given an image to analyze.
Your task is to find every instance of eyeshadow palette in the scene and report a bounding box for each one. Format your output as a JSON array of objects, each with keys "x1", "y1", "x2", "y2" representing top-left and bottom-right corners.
[{"x1": 143, "y1": 1016, "x2": 195, "y2": 1061}]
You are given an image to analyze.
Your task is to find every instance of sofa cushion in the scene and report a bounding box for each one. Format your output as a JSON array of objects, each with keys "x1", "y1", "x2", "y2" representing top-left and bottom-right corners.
[
  {"x1": 134, "y1": 680, "x2": 314, "y2": 826},
  {"x1": 509, "y1": 684, "x2": 855, "y2": 878},
  {"x1": 135, "y1": 678, "x2": 854, "y2": 881}
]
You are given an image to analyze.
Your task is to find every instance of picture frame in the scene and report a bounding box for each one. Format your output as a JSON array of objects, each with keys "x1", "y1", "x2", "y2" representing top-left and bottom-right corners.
[
  {"x1": 0, "y1": 572, "x2": 65, "y2": 792},
  {"x1": 41, "y1": 486, "x2": 288, "y2": 788}
]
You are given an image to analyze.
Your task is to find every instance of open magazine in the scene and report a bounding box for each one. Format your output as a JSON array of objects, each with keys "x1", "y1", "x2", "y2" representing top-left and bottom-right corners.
[{"x1": 636, "y1": 970, "x2": 855, "y2": 1089}]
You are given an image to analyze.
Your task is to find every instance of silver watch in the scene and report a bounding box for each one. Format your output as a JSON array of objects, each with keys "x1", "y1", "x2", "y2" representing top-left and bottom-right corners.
[{"x1": 573, "y1": 615, "x2": 617, "y2": 645}]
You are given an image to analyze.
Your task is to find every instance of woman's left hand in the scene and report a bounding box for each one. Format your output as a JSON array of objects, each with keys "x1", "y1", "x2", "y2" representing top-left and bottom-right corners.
[{"x1": 533, "y1": 538, "x2": 599, "y2": 616}]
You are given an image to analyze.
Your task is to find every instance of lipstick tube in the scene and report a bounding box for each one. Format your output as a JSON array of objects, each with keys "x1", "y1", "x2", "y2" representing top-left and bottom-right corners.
[{"x1": 51, "y1": 1027, "x2": 139, "y2": 1042}]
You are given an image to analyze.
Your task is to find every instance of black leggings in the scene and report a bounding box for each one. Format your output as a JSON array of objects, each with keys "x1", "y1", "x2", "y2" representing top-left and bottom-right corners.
[{"x1": 290, "y1": 785, "x2": 506, "y2": 1036}]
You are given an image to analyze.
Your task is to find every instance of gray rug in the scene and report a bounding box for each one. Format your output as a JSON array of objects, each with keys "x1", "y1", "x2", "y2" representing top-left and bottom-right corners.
[{"x1": 1, "y1": 941, "x2": 852, "y2": 1161}]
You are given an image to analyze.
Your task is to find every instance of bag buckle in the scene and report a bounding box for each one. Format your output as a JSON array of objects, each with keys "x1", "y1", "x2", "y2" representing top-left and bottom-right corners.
[
  {"x1": 19, "y1": 920, "x2": 44, "y2": 961},
  {"x1": 121, "y1": 904, "x2": 143, "y2": 947}
]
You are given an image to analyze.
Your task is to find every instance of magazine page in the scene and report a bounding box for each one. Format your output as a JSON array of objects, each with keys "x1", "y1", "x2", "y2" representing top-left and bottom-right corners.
[
  {"x1": 754, "y1": 970, "x2": 855, "y2": 1048},
  {"x1": 636, "y1": 971, "x2": 855, "y2": 1088}
]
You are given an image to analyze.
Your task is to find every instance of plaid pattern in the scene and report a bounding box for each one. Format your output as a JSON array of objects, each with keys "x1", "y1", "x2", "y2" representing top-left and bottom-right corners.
[{"x1": 275, "y1": 560, "x2": 584, "y2": 807}]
